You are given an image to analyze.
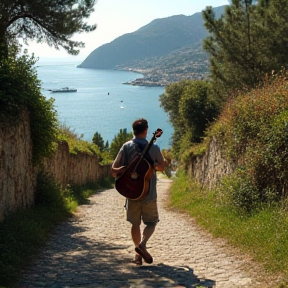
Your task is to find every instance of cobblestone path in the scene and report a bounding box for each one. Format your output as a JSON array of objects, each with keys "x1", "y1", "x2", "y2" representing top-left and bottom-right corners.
[{"x1": 17, "y1": 178, "x2": 275, "y2": 288}]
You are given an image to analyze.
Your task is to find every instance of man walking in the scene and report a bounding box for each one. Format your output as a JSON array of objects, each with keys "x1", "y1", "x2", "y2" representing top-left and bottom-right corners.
[{"x1": 111, "y1": 118, "x2": 167, "y2": 265}]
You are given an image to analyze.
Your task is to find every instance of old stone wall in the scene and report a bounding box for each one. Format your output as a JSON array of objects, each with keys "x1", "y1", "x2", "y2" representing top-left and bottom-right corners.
[
  {"x1": 0, "y1": 111, "x2": 111, "y2": 222},
  {"x1": 0, "y1": 110, "x2": 35, "y2": 221},
  {"x1": 188, "y1": 136, "x2": 235, "y2": 189},
  {"x1": 41, "y1": 141, "x2": 111, "y2": 187}
]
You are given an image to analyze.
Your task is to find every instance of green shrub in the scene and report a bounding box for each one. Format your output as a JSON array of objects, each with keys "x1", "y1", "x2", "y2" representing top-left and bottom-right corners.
[
  {"x1": 35, "y1": 172, "x2": 66, "y2": 210},
  {"x1": 0, "y1": 49, "x2": 58, "y2": 164},
  {"x1": 160, "y1": 80, "x2": 221, "y2": 160},
  {"x1": 57, "y1": 124, "x2": 113, "y2": 164},
  {"x1": 57, "y1": 124, "x2": 98, "y2": 155},
  {"x1": 208, "y1": 74, "x2": 288, "y2": 212},
  {"x1": 220, "y1": 171, "x2": 261, "y2": 214}
]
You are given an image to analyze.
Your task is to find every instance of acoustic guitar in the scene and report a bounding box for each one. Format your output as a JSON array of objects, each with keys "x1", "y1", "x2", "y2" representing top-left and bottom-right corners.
[{"x1": 115, "y1": 128, "x2": 163, "y2": 201}]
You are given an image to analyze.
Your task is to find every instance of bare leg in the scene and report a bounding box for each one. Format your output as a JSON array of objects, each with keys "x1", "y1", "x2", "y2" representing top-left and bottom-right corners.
[
  {"x1": 134, "y1": 223, "x2": 157, "y2": 264},
  {"x1": 140, "y1": 223, "x2": 157, "y2": 248},
  {"x1": 131, "y1": 224, "x2": 143, "y2": 265},
  {"x1": 131, "y1": 224, "x2": 141, "y2": 247}
]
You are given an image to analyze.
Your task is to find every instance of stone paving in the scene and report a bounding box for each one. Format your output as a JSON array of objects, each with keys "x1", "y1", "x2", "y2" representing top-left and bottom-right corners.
[{"x1": 17, "y1": 177, "x2": 277, "y2": 288}]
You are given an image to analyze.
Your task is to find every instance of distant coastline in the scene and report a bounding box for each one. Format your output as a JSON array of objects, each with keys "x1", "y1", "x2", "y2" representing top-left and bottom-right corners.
[
  {"x1": 123, "y1": 78, "x2": 166, "y2": 87},
  {"x1": 120, "y1": 68, "x2": 169, "y2": 87},
  {"x1": 120, "y1": 66, "x2": 208, "y2": 87},
  {"x1": 37, "y1": 61, "x2": 202, "y2": 87}
]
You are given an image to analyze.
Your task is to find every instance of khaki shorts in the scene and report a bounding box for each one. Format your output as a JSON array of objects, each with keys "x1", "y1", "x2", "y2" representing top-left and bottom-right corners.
[{"x1": 126, "y1": 199, "x2": 159, "y2": 226}]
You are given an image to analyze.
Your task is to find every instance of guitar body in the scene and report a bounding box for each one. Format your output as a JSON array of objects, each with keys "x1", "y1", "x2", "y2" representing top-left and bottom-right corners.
[
  {"x1": 115, "y1": 156, "x2": 153, "y2": 201},
  {"x1": 114, "y1": 128, "x2": 163, "y2": 201}
]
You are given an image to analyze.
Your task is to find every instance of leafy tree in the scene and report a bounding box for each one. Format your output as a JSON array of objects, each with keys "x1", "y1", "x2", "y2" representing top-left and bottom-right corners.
[
  {"x1": 92, "y1": 131, "x2": 105, "y2": 151},
  {"x1": 160, "y1": 80, "x2": 221, "y2": 159},
  {"x1": 179, "y1": 80, "x2": 220, "y2": 143},
  {"x1": 203, "y1": 0, "x2": 258, "y2": 96},
  {"x1": 104, "y1": 140, "x2": 109, "y2": 151},
  {"x1": 110, "y1": 128, "x2": 133, "y2": 159},
  {"x1": 256, "y1": 0, "x2": 288, "y2": 68},
  {"x1": 0, "y1": 0, "x2": 97, "y2": 59},
  {"x1": 202, "y1": 0, "x2": 288, "y2": 97},
  {"x1": 160, "y1": 80, "x2": 192, "y2": 157}
]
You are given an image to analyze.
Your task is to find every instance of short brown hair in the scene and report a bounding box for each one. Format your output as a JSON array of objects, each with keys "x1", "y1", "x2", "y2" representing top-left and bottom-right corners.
[{"x1": 132, "y1": 118, "x2": 148, "y2": 136}]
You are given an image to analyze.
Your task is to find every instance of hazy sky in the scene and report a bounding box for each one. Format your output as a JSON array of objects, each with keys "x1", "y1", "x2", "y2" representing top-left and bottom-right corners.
[{"x1": 26, "y1": 0, "x2": 229, "y2": 62}]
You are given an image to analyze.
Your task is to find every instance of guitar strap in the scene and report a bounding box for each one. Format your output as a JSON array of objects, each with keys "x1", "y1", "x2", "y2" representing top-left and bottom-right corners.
[{"x1": 133, "y1": 139, "x2": 154, "y2": 165}]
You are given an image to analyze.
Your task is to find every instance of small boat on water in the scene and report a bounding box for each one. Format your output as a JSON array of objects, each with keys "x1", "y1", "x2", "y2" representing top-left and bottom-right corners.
[{"x1": 50, "y1": 87, "x2": 77, "y2": 93}]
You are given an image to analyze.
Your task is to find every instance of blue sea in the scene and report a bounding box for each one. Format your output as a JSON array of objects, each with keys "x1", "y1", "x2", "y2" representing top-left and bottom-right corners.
[{"x1": 36, "y1": 62, "x2": 173, "y2": 149}]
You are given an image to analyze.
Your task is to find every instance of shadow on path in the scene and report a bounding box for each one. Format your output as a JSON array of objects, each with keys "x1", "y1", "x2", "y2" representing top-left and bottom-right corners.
[
  {"x1": 131, "y1": 264, "x2": 216, "y2": 288},
  {"x1": 17, "y1": 219, "x2": 215, "y2": 288}
]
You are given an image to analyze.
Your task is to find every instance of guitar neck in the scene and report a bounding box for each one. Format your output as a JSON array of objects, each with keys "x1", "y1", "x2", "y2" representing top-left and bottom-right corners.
[
  {"x1": 140, "y1": 133, "x2": 158, "y2": 157},
  {"x1": 138, "y1": 129, "x2": 162, "y2": 160},
  {"x1": 131, "y1": 129, "x2": 162, "y2": 171},
  {"x1": 144, "y1": 138, "x2": 155, "y2": 154}
]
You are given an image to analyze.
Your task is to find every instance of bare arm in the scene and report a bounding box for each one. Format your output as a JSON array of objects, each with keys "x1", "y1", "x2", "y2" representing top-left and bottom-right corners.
[
  {"x1": 111, "y1": 145, "x2": 127, "y2": 178},
  {"x1": 111, "y1": 165, "x2": 126, "y2": 178},
  {"x1": 154, "y1": 160, "x2": 167, "y2": 172}
]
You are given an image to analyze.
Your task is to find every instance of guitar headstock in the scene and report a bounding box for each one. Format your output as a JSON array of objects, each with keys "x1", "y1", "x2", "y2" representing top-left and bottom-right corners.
[
  {"x1": 154, "y1": 128, "x2": 163, "y2": 138},
  {"x1": 146, "y1": 128, "x2": 163, "y2": 147}
]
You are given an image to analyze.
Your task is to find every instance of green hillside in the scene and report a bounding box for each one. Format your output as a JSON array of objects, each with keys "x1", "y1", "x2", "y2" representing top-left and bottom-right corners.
[{"x1": 77, "y1": 5, "x2": 226, "y2": 85}]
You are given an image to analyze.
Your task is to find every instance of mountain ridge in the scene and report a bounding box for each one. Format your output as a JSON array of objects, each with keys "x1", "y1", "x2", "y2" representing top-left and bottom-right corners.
[{"x1": 78, "y1": 5, "x2": 227, "y2": 86}]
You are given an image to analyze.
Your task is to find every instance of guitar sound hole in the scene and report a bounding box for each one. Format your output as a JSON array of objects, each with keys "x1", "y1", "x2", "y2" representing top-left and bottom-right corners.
[{"x1": 131, "y1": 172, "x2": 138, "y2": 179}]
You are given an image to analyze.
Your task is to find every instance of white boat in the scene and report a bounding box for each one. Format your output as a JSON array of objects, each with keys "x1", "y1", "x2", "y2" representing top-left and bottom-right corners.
[{"x1": 51, "y1": 87, "x2": 77, "y2": 93}]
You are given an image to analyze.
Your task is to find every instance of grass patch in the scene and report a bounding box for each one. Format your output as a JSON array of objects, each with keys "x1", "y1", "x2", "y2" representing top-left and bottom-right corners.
[
  {"x1": 57, "y1": 124, "x2": 113, "y2": 164},
  {"x1": 0, "y1": 206, "x2": 68, "y2": 287},
  {"x1": 67, "y1": 178, "x2": 114, "y2": 207},
  {"x1": 169, "y1": 170, "x2": 288, "y2": 285},
  {"x1": 57, "y1": 124, "x2": 101, "y2": 156},
  {"x1": 0, "y1": 174, "x2": 114, "y2": 288}
]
